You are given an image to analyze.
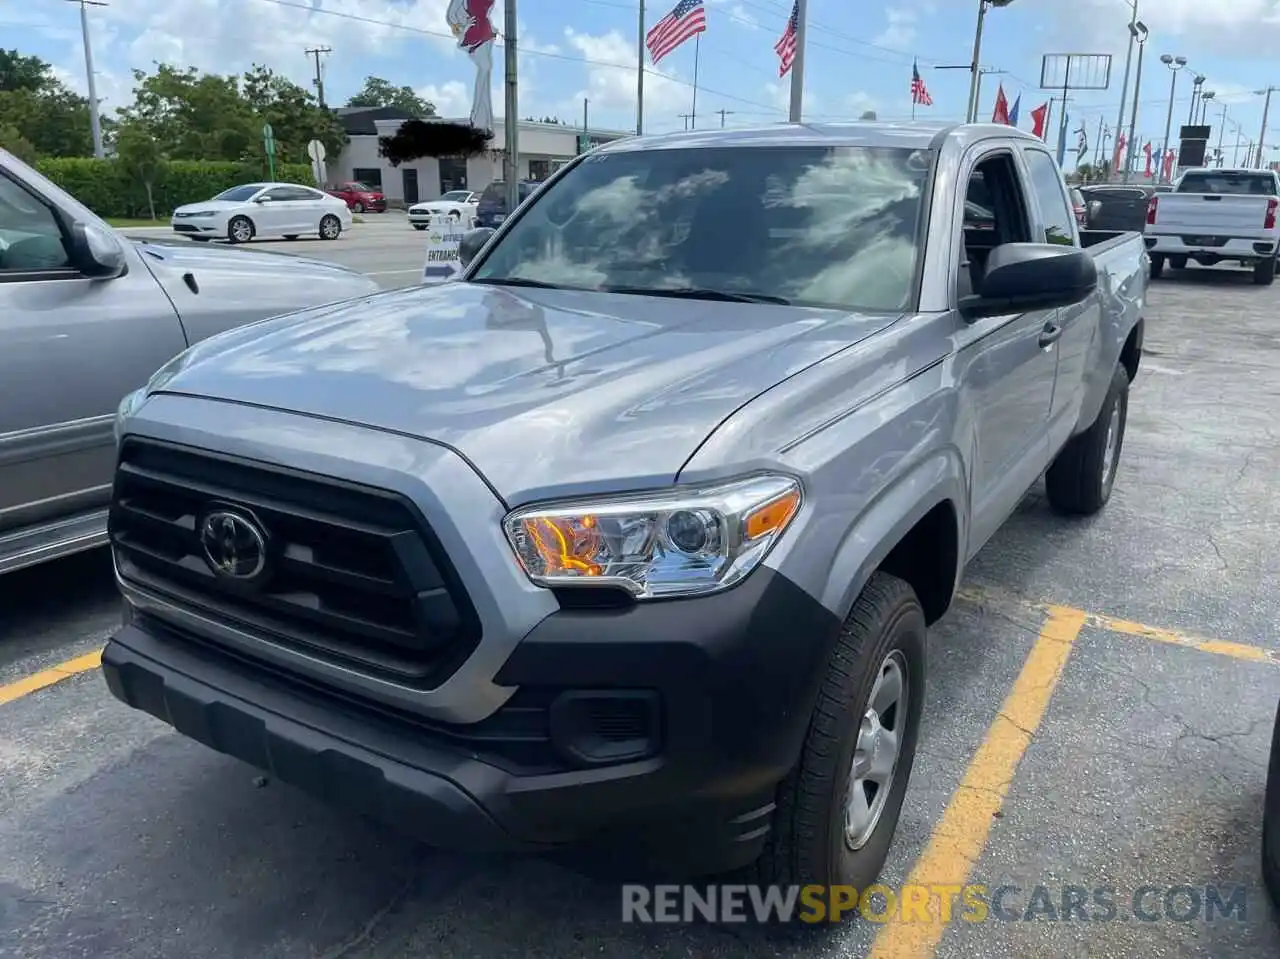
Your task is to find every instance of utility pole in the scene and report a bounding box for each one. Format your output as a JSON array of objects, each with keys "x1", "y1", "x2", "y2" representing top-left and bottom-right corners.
[
  {"x1": 636, "y1": 0, "x2": 645, "y2": 135},
  {"x1": 1257, "y1": 87, "x2": 1276, "y2": 172},
  {"x1": 788, "y1": 0, "x2": 807, "y2": 122},
  {"x1": 678, "y1": 113, "x2": 695, "y2": 130},
  {"x1": 716, "y1": 109, "x2": 734, "y2": 127},
  {"x1": 65, "y1": 0, "x2": 106, "y2": 158},
  {"x1": 305, "y1": 46, "x2": 332, "y2": 107},
  {"x1": 1113, "y1": 0, "x2": 1138, "y2": 179},
  {"x1": 503, "y1": 0, "x2": 519, "y2": 213}
]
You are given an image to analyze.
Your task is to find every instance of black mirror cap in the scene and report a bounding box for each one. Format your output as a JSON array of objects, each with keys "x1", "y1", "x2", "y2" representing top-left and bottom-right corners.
[
  {"x1": 458, "y1": 227, "x2": 496, "y2": 267},
  {"x1": 1087, "y1": 200, "x2": 1103, "y2": 220},
  {"x1": 960, "y1": 243, "x2": 1098, "y2": 320}
]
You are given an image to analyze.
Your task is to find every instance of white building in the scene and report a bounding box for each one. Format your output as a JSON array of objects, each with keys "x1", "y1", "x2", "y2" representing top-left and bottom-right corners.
[{"x1": 333, "y1": 108, "x2": 631, "y2": 206}]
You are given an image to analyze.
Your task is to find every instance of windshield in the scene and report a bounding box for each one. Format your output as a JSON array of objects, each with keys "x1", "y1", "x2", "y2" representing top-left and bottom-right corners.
[
  {"x1": 441, "y1": 191, "x2": 471, "y2": 201},
  {"x1": 469, "y1": 145, "x2": 931, "y2": 312},
  {"x1": 347, "y1": 182, "x2": 374, "y2": 192},
  {"x1": 212, "y1": 185, "x2": 262, "y2": 202},
  {"x1": 1177, "y1": 172, "x2": 1278, "y2": 195},
  {"x1": 480, "y1": 183, "x2": 505, "y2": 203}
]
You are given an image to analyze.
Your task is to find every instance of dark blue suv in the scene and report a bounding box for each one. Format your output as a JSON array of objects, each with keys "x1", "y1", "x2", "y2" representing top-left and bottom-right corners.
[{"x1": 475, "y1": 180, "x2": 539, "y2": 229}]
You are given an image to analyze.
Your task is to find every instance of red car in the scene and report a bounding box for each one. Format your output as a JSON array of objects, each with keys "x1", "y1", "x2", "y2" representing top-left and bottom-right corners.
[{"x1": 325, "y1": 181, "x2": 386, "y2": 213}]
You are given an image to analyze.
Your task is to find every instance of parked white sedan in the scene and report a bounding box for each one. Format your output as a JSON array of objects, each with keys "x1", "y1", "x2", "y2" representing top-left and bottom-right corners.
[
  {"x1": 170, "y1": 182, "x2": 353, "y2": 244},
  {"x1": 407, "y1": 190, "x2": 479, "y2": 230}
]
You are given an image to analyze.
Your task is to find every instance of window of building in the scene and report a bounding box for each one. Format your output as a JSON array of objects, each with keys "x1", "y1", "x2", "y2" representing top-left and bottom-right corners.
[
  {"x1": 352, "y1": 167, "x2": 383, "y2": 190},
  {"x1": 438, "y1": 158, "x2": 468, "y2": 193},
  {"x1": 528, "y1": 159, "x2": 554, "y2": 181}
]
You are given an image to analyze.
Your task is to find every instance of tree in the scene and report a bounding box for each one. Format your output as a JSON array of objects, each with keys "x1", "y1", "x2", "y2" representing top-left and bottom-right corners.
[
  {"x1": 241, "y1": 64, "x2": 347, "y2": 165},
  {"x1": 0, "y1": 123, "x2": 37, "y2": 164},
  {"x1": 0, "y1": 49, "x2": 93, "y2": 158},
  {"x1": 117, "y1": 64, "x2": 257, "y2": 161},
  {"x1": 346, "y1": 76, "x2": 435, "y2": 117},
  {"x1": 114, "y1": 120, "x2": 164, "y2": 218}
]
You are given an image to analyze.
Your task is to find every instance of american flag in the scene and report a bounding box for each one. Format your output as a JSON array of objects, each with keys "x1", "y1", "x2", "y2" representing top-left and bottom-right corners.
[
  {"x1": 645, "y1": 0, "x2": 706, "y2": 65},
  {"x1": 775, "y1": 1, "x2": 798, "y2": 77},
  {"x1": 911, "y1": 59, "x2": 932, "y2": 106}
]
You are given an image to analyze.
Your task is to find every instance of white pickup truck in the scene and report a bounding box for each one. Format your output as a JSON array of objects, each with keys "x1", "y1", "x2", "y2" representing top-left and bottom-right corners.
[{"x1": 1144, "y1": 167, "x2": 1280, "y2": 284}]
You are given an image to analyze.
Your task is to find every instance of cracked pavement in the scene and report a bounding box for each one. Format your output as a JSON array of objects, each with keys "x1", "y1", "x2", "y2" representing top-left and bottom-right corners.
[{"x1": 2, "y1": 266, "x2": 1280, "y2": 956}]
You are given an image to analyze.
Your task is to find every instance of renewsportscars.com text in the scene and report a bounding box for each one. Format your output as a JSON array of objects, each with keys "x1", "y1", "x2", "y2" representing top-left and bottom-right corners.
[{"x1": 621, "y1": 883, "x2": 1250, "y2": 924}]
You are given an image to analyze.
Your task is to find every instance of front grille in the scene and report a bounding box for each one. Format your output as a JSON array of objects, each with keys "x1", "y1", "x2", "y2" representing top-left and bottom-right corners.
[{"x1": 109, "y1": 438, "x2": 482, "y2": 688}]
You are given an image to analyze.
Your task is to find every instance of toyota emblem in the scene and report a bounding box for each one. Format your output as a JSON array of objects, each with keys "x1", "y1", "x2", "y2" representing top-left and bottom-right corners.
[{"x1": 199, "y1": 509, "x2": 268, "y2": 580}]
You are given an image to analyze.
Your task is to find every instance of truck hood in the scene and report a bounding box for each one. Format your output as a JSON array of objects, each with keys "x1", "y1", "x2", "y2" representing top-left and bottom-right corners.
[
  {"x1": 155, "y1": 282, "x2": 900, "y2": 503},
  {"x1": 133, "y1": 239, "x2": 380, "y2": 341}
]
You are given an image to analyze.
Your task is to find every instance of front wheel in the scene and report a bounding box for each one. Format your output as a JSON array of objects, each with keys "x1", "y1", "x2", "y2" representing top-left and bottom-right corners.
[
  {"x1": 226, "y1": 215, "x2": 254, "y2": 244},
  {"x1": 352, "y1": 201, "x2": 365, "y2": 214},
  {"x1": 1045, "y1": 363, "x2": 1130, "y2": 515},
  {"x1": 1149, "y1": 254, "x2": 1165, "y2": 279},
  {"x1": 753, "y1": 572, "x2": 926, "y2": 902},
  {"x1": 319, "y1": 215, "x2": 342, "y2": 240}
]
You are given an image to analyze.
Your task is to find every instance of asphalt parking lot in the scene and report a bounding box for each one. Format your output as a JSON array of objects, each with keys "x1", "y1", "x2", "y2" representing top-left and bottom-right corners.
[
  {"x1": 125, "y1": 210, "x2": 426, "y2": 290},
  {"x1": 2, "y1": 264, "x2": 1279, "y2": 957}
]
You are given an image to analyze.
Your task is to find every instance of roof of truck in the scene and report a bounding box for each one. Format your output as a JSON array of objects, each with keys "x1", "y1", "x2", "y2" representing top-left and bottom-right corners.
[{"x1": 595, "y1": 121, "x2": 1044, "y2": 154}]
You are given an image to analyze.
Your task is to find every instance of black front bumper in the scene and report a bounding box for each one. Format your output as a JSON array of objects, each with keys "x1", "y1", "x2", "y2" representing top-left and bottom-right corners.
[{"x1": 102, "y1": 569, "x2": 841, "y2": 873}]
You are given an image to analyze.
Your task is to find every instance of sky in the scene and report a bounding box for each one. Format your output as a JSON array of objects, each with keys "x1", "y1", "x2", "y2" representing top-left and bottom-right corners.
[{"x1": 5, "y1": 0, "x2": 1280, "y2": 166}]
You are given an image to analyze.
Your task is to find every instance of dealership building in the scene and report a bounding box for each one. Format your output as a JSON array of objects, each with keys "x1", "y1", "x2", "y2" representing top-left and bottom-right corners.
[{"x1": 333, "y1": 107, "x2": 631, "y2": 206}]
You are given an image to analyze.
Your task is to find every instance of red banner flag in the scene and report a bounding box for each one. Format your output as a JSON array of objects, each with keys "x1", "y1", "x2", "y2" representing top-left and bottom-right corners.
[
  {"x1": 1030, "y1": 102, "x2": 1048, "y2": 138},
  {"x1": 991, "y1": 84, "x2": 1009, "y2": 124}
]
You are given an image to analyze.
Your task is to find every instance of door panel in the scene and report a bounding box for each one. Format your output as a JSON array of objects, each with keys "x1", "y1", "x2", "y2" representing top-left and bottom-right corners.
[{"x1": 0, "y1": 247, "x2": 186, "y2": 531}]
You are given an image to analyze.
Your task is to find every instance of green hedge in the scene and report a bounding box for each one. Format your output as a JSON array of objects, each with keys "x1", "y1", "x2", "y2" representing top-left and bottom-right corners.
[{"x1": 34, "y1": 158, "x2": 316, "y2": 219}]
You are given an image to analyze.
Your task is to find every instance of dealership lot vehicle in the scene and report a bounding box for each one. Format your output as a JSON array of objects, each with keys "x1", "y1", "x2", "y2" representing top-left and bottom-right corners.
[
  {"x1": 325, "y1": 180, "x2": 387, "y2": 213},
  {"x1": 408, "y1": 190, "x2": 479, "y2": 229},
  {"x1": 1, "y1": 267, "x2": 1278, "y2": 959},
  {"x1": 1144, "y1": 167, "x2": 1280, "y2": 283},
  {"x1": 0, "y1": 148, "x2": 379, "y2": 578},
  {"x1": 171, "y1": 182, "x2": 354, "y2": 243},
  {"x1": 473, "y1": 179, "x2": 539, "y2": 228},
  {"x1": 103, "y1": 122, "x2": 1145, "y2": 891}
]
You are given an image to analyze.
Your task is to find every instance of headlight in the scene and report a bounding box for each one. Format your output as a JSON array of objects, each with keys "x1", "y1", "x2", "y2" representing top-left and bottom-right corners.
[
  {"x1": 114, "y1": 387, "x2": 146, "y2": 445},
  {"x1": 112, "y1": 349, "x2": 195, "y2": 445},
  {"x1": 502, "y1": 473, "x2": 802, "y2": 599}
]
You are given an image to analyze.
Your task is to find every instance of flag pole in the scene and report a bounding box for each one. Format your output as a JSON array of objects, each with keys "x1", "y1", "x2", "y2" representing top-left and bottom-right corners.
[
  {"x1": 636, "y1": 0, "x2": 645, "y2": 135},
  {"x1": 690, "y1": 33, "x2": 700, "y2": 129},
  {"x1": 788, "y1": 0, "x2": 807, "y2": 122}
]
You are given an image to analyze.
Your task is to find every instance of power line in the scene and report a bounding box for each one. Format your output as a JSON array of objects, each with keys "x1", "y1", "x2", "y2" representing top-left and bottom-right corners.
[{"x1": 248, "y1": 0, "x2": 783, "y2": 114}]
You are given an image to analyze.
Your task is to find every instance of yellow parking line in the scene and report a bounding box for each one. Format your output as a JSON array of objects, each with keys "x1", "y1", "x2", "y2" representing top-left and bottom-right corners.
[
  {"x1": 1085, "y1": 611, "x2": 1278, "y2": 664},
  {"x1": 867, "y1": 605, "x2": 1087, "y2": 959},
  {"x1": 0, "y1": 649, "x2": 103, "y2": 706}
]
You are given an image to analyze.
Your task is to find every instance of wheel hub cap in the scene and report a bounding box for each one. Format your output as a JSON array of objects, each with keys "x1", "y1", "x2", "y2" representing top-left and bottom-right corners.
[
  {"x1": 845, "y1": 651, "x2": 907, "y2": 850},
  {"x1": 1101, "y1": 403, "x2": 1121, "y2": 492}
]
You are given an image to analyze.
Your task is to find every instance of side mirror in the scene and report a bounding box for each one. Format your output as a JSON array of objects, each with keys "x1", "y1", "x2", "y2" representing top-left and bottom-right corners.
[
  {"x1": 1087, "y1": 200, "x2": 1102, "y2": 221},
  {"x1": 70, "y1": 221, "x2": 126, "y2": 278},
  {"x1": 458, "y1": 227, "x2": 496, "y2": 267},
  {"x1": 959, "y1": 243, "x2": 1097, "y2": 321}
]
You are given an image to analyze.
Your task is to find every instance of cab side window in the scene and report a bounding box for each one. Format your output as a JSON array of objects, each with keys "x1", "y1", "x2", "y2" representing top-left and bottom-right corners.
[
  {"x1": 0, "y1": 174, "x2": 71, "y2": 275},
  {"x1": 261, "y1": 187, "x2": 298, "y2": 201},
  {"x1": 958, "y1": 153, "x2": 1031, "y2": 298},
  {"x1": 1022, "y1": 149, "x2": 1076, "y2": 245}
]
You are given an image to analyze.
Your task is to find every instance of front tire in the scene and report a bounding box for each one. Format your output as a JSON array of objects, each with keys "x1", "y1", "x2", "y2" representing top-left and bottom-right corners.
[
  {"x1": 753, "y1": 572, "x2": 926, "y2": 905},
  {"x1": 227, "y1": 216, "x2": 254, "y2": 244},
  {"x1": 352, "y1": 201, "x2": 365, "y2": 214},
  {"x1": 1045, "y1": 363, "x2": 1130, "y2": 515},
  {"x1": 319, "y1": 214, "x2": 342, "y2": 240}
]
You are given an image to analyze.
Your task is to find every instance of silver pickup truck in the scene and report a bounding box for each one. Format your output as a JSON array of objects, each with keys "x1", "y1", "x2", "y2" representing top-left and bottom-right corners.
[
  {"x1": 0, "y1": 149, "x2": 380, "y2": 574},
  {"x1": 103, "y1": 122, "x2": 1147, "y2": 896},
  {"x1": 1144, "y1": 167, "x2": 1280, "y2": 283}
]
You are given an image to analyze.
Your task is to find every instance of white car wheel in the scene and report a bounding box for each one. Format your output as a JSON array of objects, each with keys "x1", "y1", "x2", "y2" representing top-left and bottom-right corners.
[{"x1": 319, "y1": 214, "x2": 342, "y2": 240}]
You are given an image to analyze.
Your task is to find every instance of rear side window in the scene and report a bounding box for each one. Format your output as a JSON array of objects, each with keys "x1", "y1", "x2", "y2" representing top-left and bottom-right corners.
[
  {"x1": 1021, "y1": 149, "x2": 1076, "y2": 245},
  {"x1": 480, "y1": 183, "x2": 506, "y2": 203},
  {"x1": 1177, "y1": 172, "x2": 1278, "y2": 195}
]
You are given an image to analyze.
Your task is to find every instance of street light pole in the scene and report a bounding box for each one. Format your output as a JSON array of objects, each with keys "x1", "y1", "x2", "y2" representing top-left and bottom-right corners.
[
  {"x1": 1113, "y1": 0, "x2": 1138, "y2": 175},
  {"x1": 65, "y1": 0, "x2": 106, "y2": 158},
  {"x1": 1188, "y1": 74, "x2": 1205, "y2": 125},
  {"x1": 965, "y1": 0, "x2": 1013, "y2": 123},
  {"x1": 1123, "y1": 21, "x2": 1148, "y2": 182},
  {"x1": 1159, "y1": 55, "x2": 1185, "y2": 184},
  {"x1": 1257, "y1": 87, "x2": 1276, "y2": 171},
  {"x1": 1198, "y1": 90, "x2": 1215, "y2": 126},
  {"x1": 503, "y1": 0, "x2": 519, "y2": 213},
  {"x1": 1216, "y1": 103, "x2": 1228, "y2": 166}
]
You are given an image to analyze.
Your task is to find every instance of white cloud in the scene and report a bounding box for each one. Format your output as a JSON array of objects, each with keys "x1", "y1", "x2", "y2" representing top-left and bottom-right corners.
[
  {"x1": 846, "y1": 91, "x2": 878, "y2": 118},
  {"x1": 1041, "y1": 0, "x2": 1280, "y2": 57},
  {"x1": 417, "y1": 80, "x2": 471, "y2": 117},
  {"x1": 765, "y1": 80, "x2": 817, "y2": 116},
  {"x1": 873, "y1": 9, "x2": 917, "y2": 50},
  {"x1": 563, "y1": 28, "x2": 688, "y2": 127}
]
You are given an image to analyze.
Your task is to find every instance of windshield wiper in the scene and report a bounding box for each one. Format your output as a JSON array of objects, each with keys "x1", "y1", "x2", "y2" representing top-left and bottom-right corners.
[
  {"x1": 470, "y1": 276, "x2": 563, "y2": 289},
  {"x1": 601, "y1": 285, "x2": 790, "y2": 305}
]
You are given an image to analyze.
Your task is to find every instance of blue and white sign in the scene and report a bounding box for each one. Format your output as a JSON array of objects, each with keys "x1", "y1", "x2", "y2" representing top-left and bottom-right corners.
[{"x1": 421, "y1": 215, "x2": 468, "y2": 284}]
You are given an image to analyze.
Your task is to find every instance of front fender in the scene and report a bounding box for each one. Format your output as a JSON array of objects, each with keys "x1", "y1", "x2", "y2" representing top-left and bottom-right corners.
[{"x1": 821, "y1": 447, "x2": 967, "y2": 623}]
